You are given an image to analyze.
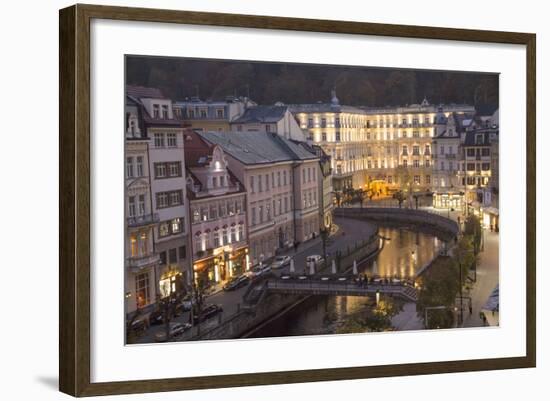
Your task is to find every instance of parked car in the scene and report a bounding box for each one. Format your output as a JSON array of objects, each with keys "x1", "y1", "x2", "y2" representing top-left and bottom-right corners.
[
  {"x1": 148, "y1": 309, "x2": 164, "y2": 325},
  {"x1": 306, "y1": 254, "x2": 324, "y2": 266},
  {"x1": 270, "y1": 255, "x2": 291, "y2": 269},
  {"x1": 178, "y1": 296, "x2": 194, "y2": 312},
  {"x1": 250, "y1": 264, "x2": 272, "y2": 278},
  {"x1": 223, "y1": 274, "x2": 250, "y2": 291},
  {"x1": 154, "y1": 322, "x2": 192, "y2": 342},
  {"x1": 193, "y1": 304, "x2": 223, "y2": 323}
]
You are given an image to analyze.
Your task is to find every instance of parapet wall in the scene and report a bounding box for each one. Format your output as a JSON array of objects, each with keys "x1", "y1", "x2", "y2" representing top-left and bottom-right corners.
[{"x1": 334, "y1": 207, "x2": 459, "y2": 240}]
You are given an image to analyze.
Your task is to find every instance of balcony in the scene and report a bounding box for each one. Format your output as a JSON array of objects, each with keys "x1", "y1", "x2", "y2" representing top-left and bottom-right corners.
[
  {"x1": 127, "y1": 213, "x2": 159, "y2": 227},
  {"x1": 127, "y1": 253, "x2": 161, "y2": 271}
]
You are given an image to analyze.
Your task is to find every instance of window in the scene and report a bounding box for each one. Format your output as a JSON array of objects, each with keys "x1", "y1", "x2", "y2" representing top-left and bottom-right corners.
[
  {"x1": 136, "y1": 156, "x2": 143, "y2": 176},
  {"x1": 302, "y1": 169, "x2": 306, "y2": 184},
  {"x1": 448, "y1": 162, "x2": 453, "y2": 171},
  {"x1": 321, "y1": 118, "x2": 327, "y2": 127},
  {"x1": 322, "y1": 132, "x2": 327, "y2": 141},
  {"x1": 200, "y1": 109, "x2": 207, "y2": 118},
  {"x1": 277, "y1": 171, "x2": 281, "y2": 187},
  {"x1": 265, "y1": 124, "x2": 271, "y2": 132},
  {"x1": 216, "y1": 109, "x2": 224, "y2": 118},
  {"x1": 307, "y1": 168, "x2": 311, "y2": 182},
  {"x1": 425, "y1": 159, "x2": 430, "y2": 167},
  {"x1": 413, "y1": 131, "x2": 420, "y2": 138},
  {"x1": 448, "y1": 145, "x2": 454, "y2": 154},
  {"x1": 159, "y1": 251, "x2": 167, "y2": 265},
  {"x1": 402, "y1": 146, "x2": 408, "y2": 156},
  {"x1": 153, "y1": 105, "x2": 160, "y2": 119},
  {"x1": 138, "y1": 195, "x2": 145, "y2": 215},
  {"x1": 413, "y1": 159, "x2": 420, "y2": 168},
  {"x1": 482, "y1": 163, "x2": 491, "y2": 171},
  {"x1": 214, "y1": 231, "x2": 220, "y2": 247},
  {"x1": 258, "y1": 175, "x2": 263, "y2": 192},
  {"x1": 482, "y1": 148, "x2": 490, "y2": 157},
  {"x1": 307, "y1": 118, "x2": 313, "y2": 128},
  {"x1": 169, "y1": 248, "x2": 177, "y2": 264},
  {"x1": 238, "y1": 225, "x2": 244, "y2": 240},
  {"x1": 167, "y1": 133, "x2": 177, "y2": 147},
  {"x1": 403, "y1": 159, "x2": 408, "y2": 167},
  {"x1": 426, "y1": 175, "x2": 431, "y2": 184},
  {"x1": 467, "y1": 176, "x2": 476, "y2": 185},
  {"x1": 168, "y1": 162, "x2": 180, "y2": 177},
  {"x1": 259, "y1": 206, "x2": 264, "y2": 223},
  {"x1": 126, "y1": 157, "x2": 134, "y2": 178},
  {"x1": 157, "y1": 193, "x2": 168, "y2": 208},
  {"x1": 440, "y1": 161, "x2": 445, "y2": 170},
  {"x1": 283, "y1": 171, "x2": 288, "y2": 186},
  {"x1": 169, "y1": 191, "x2": 181, "y2": 206},
  {"x1": 154, "y1": 133, "x2": 165, "y2": 148},
  {"x1": 251, "y1": 207, "x2": 256, "y2": 225},
  {"x1": 387, "y1": 176, "x2": 393, "y2": 184},
  {"x1": 413, "y1": 146, "x2": 420, "y2": 155},
  {"x1": 188, "y1": 208, "x2": 198, "y2": 223},
  {"x1": 424, "y1": 145, "x2": 431, "y2": 155},
  {"x1": 414, "y1": 175, "x2": 420, "y2": 184},
  {"x1": 128, "y1": 196, "x2": 136, "y2": 217},
  {"x1": 467, "y1": 163, "x2": 476, "y2": 171},
  {"x1": 160, "y1": 105, "x2": 168, "y2": 119},
  {"x1": 440, "y1": 145, "x2": 445, "y2": 155},
  {"x1": 159, "y1": 221, "x2": 170, "y2": 237},
  {"x1": 475, "y1": 134, "x2": 484, "y2": 145},
  {"x1": 178, "y1": 246, "x2": 186, "y2": 259},
  {"x1": 467, "y1": 149, "x2": 475, "y2": 157},
  {"x1": 265, "y1": 174, "x2": 269, "y2": 191},
  {"x1": 284, "y1": 197, "x2": 288, "y2": 212},
  {"x1": 135, "y1": 273, "x2": 150, "y2": 308},
  {"x1": 171, "y1": 218, "x2": 182, "y2": 234},
  {"x1": 335, "y1": 132, "x2": 341, "y2": 141},
  {"x1": 249, "y1": 176, "x2": 255, "y2": 193},
  {"x1": 155, "y1": 163, "x2": 166, "y2": 178}
]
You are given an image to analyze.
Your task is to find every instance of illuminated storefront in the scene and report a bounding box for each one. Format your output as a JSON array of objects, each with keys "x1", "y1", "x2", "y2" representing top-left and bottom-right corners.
[
  {"x1": 158, "y1": 268, "x2": 184, "y2": 298},
  {"x1": 193, "y1": 246, "x2": 249, "y2": 285}
]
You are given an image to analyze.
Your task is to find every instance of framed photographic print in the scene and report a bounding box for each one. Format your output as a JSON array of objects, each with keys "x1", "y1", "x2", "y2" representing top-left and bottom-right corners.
[{"x1": 59, "y1": 4, "x2": 536, "y2": 397}]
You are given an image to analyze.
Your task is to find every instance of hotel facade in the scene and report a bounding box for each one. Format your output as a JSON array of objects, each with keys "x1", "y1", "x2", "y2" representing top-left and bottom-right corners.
[{"x1": 289, "y1": 92, "x2": 475, "y2": 194}]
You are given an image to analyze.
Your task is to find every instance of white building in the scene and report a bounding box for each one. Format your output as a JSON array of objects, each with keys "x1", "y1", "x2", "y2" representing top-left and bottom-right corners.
[
  {"x1": 200, "y1": 131, "x2": 321, "y2": 266},
  {"x1": 230, "y1": 104, "x2": 306, "y2": 141},
  {"x1": 126, "y1": 85, "x2": 191, "y2": 306}
]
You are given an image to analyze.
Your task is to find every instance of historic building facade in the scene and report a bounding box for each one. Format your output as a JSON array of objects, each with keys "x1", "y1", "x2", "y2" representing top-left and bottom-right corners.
[
  {"x1": 184, "y1": 130, "x2": 249, "y2": 286},
  {"x1": 126, "y1": 86, "x2": 190, "y2": 314},
  {"x1": 174, "y1": 96, "x2": 255, "y2": 133},
  {"x1": 125, "y1": 95, "x2": 159, "y2": 314},
  {"x1": 290, "y1": 92, "x2": 475, "y2": 194},
  {"x1": 199, "y1": 131, "x2": 321, "y2": 266}
]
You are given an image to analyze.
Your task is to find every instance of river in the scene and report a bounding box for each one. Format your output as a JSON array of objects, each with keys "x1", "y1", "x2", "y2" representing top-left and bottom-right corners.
[{"x1": 247, "y1": 227, "x2": 441, "y2": 338}]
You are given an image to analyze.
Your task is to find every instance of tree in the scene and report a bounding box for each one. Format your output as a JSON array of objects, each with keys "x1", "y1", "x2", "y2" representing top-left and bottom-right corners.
[
  {"x1": 416, "y1": 256, "x2": 459, "y2": 329},
  {"x1": 320, "y1": 226, "x2": 330, "y2": 265},
  {"x1": 355, "y1": 188, "x2": 366, "y2": 208},
  {"x1": 334, "y1": 191, "x2": 342, "y2": 207},
  {"x1": 394, "y1": 165, "x2": 413, "y2": 207},
  {"x1": 464, "y1": 215, "x2": 482, "y2": 255},
  {"x1": 393, "y1": 190, "x2": 406, "y2": 208},
  {"x1": 191, "y1": 275, "x2": 208, "y2": 334},
  {"x1": 335, "y1": 298, "x2": 402, "y2": 333}
]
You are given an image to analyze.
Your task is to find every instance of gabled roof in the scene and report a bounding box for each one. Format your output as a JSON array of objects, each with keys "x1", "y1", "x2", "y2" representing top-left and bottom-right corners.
[
  {"x1": 231, "y1": 105, "x2": 288, "y2": 124},
  {"x1": 182, "y1": 130, "x2": 215, "y2": 167},
  {"x1": 126, "y1": 85, "x2": 166, "y2": 99},
  {"x1": 199, "y1": 131, "x2": 318, "y2": 165}
]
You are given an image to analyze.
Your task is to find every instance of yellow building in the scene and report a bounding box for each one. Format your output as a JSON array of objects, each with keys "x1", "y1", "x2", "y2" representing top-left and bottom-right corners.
[{"x1": 290, "y1": 92, "x2": 475, "y2": 194}]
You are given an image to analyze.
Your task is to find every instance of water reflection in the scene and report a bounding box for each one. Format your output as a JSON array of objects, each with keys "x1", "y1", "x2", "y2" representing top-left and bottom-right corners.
[{"x1": 248, "y1": 227, "x2": 439, "y2": 338}]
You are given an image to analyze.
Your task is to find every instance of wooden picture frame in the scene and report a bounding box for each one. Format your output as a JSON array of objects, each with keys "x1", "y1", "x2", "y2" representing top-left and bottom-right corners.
[{"x1": 59, "y1": 3, "x2": 536, "y2": 397}]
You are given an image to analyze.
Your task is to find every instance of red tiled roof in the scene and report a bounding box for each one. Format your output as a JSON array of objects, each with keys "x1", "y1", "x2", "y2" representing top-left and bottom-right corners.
[{"x1": 183, "y1": 130, "x2": 214, "y2": 167}]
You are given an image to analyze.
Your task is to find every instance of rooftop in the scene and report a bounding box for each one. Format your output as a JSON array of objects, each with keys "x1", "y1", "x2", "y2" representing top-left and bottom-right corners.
[{"x1": 199, "y1": 131, "x2": 318, "y2": 165}]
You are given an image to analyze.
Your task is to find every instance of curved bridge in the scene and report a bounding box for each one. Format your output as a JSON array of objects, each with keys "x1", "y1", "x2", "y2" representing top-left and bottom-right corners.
[
  {"x1": 334, "y1": 207, "x2": 459, "y2": 240},
  {"x1": 266, "y1": 276, "x2": 418, "y2": 302}
]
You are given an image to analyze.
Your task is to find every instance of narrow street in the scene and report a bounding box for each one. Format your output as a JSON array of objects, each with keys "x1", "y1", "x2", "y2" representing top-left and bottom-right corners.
[{"x1": 134, "y1": 216, "x2": 377, "y2": 343}]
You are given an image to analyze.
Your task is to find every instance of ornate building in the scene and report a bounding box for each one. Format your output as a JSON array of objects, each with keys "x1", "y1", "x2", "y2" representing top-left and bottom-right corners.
[
  {"x1": 184, "y1": 130, "x2": 249, "y2": 286},
  {"x1": 289, "y1": 92, "x2": 475, "y2": 194}
]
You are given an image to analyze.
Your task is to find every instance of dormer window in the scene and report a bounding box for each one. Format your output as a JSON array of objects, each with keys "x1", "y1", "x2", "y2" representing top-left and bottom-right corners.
[
  {"x1": 162, "y1": 105, "x2": 169, "y2": 119},
  {"x1": 476, "y1": 134, "x2": 484, "y2": 145},
  {"x1": 153, "y1": 104, "x2": 160, "y2": 119},
  {"x1": 216, "y1": 109, "x2": 224, "y2": 119},
  {"x1": 220, "y1": 176, "x2": 225, "y2": 187}
]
